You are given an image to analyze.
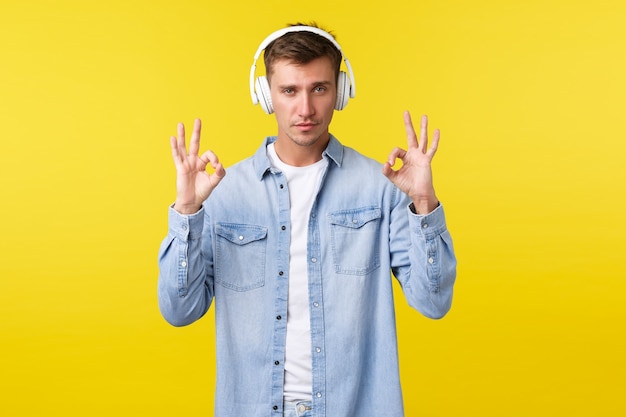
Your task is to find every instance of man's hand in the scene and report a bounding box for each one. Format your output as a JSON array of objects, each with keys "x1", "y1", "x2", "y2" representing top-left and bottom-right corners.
[
  {"x1": 382, "y1": 111, "x2": 439, "y2": 214},
  {"x1": 170, "y1": 119, "x2": 225, "y2": 214}
]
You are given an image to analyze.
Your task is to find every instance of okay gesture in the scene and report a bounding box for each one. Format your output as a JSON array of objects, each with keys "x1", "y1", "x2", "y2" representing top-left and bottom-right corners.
[
  {"x1": 170, "y1": 119, "x2": 226, "y2": 215},
  {"x1": 382, "y1": 111, "x2": 440, "y2": 215}
]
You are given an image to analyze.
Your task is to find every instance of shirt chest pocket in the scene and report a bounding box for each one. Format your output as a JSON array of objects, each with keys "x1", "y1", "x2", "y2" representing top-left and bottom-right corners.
[
  {"x1": 214, "y1": 223, "x2": 267, "y2": 291},
  {"x1": 328, "y1": 206, "x2": 382, "y2": 276}
]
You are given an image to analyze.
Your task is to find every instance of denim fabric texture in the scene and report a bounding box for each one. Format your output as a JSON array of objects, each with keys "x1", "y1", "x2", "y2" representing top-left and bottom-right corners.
[{"x1": 158, "y1": 135, "x2": 456, "y2": 417}]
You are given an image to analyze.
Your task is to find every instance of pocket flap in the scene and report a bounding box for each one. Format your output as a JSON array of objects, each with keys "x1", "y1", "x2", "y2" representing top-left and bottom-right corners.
[
  {"x1": 329, "y1": 207, "x2": 382, "y2": 229},
  {"x1": 215, "y1": 223, "x2": 268, "y2": 245}
]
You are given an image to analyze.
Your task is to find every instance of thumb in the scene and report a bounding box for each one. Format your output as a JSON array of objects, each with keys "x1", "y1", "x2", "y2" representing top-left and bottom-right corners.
[{"x1": 382, "y1": 162, "x2": 397, "y2": 182}]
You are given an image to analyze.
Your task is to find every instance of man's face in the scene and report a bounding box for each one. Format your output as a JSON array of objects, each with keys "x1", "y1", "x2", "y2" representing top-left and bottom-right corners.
[{"x1": 269, "y1": 56, "x2": 337, "y2": 151}]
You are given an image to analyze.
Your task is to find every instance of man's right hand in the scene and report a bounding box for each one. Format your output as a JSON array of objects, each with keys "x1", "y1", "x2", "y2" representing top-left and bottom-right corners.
[{"x1": 170, "y1": 119, "x2": 225, "y2": 214}]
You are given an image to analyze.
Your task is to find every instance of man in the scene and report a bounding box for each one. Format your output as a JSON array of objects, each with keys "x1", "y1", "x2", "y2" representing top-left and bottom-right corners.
[{"x1": 158, "y1": 24, "x2": 456, "y2": 417}]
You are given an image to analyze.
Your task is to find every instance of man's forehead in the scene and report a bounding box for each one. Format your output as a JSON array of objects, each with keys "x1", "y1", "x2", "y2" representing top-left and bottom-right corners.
[{"x1": 269, "y1": 57, "x2": 335, "y2": 80}]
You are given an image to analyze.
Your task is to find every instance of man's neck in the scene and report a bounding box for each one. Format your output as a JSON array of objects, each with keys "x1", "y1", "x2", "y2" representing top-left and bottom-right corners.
[{"x1": 274, "y1": 135, "x2": 330, "y2": 167}]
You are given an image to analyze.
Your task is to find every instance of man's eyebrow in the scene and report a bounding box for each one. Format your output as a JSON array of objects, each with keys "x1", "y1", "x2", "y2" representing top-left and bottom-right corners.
[{"x1": 276, "y1": 80, "x2": 333, "y2": 89}]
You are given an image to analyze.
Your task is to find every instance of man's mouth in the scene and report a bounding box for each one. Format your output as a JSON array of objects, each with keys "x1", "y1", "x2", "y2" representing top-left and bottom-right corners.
[{"x1": 294, "y1": 122, "x2": 318, "y2": 131}]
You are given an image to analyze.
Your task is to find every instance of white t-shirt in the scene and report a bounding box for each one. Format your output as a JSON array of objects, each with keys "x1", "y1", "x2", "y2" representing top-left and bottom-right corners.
[{"x1": 267, "y1": 143, "x2": 328, "y2": 402}]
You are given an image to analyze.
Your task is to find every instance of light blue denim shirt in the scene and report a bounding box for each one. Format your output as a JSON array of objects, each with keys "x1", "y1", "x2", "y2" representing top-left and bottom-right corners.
[{"x1": 158, "y1": 135, "x2": 456, "y2": 417}]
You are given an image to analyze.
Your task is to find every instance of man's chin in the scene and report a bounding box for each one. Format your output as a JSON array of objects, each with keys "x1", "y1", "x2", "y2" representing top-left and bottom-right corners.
[{"x1": 287, "y1": 130, "x2": 327, "y2": 147}]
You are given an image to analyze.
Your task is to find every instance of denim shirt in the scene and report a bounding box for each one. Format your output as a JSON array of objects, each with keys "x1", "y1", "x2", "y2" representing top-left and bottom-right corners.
[{"x1": 158, "y1": 135, "x2": 456, "y2": 417}]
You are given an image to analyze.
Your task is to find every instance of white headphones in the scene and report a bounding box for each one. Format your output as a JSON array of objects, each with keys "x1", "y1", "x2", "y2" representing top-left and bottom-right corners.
[{"x1": 249, "y1": 26, "x2": 356, "y2": 114}]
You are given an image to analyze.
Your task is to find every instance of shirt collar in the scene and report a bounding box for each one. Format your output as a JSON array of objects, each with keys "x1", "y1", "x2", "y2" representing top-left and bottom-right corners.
[{"x1": 253, "y1": 134, "x2": 344, "y2": 180}]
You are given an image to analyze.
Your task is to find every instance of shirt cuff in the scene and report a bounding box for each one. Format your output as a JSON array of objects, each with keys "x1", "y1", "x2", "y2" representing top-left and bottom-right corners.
[
  {"x1": 407, "y1": 202, "x2": 448, "y2": 238},
  {"x1": 168, "y1": 204, "x2": 205, "y2": 241}
]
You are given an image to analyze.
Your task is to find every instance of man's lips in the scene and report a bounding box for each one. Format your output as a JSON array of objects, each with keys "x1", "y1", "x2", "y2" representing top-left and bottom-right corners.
[{"x1": 294, "y1": 122, "x2": 318, "y2": 131}]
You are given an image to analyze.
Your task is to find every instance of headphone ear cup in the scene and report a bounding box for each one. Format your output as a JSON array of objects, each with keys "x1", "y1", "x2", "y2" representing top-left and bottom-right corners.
[
  {"x1": 335, "y1": 71, "x2": 350, "y2": 110},
  {"x1": 255, "y1": 76, "x2": 273, "y2": 114}
]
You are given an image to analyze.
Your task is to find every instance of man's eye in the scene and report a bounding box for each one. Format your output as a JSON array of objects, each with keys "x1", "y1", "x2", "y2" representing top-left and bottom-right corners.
[
  {"x1": 314, "y1": 86, "x2": 326, "y2": 93},
  {"x1": 283, "y1": 88, "x2": 294, "y2": 94}
]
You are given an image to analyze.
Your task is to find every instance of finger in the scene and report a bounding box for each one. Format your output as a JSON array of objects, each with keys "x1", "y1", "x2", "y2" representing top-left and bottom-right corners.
[
  {"x1": 170, "y1": 135, "x2": 181, "y2": 164},
  {"x1": 199, "y1": 150, "x2": 225, "y2": 177},
  {"x1": 403, "y1": 111, "x2": 418, "y2": 149},
  {"x1": 426, "y1": 128, "x2": 440, "y2": 158},
  {"x1": 212, "y1": 162, "x2": 226, "y2": 180},
  {"x1": 382, "y1": 161, "x2": 398, "y2": 181},
  {"x1": 419, "y1": 115, "x2": 429, "y2": 153},
  {"x1": 387, "y1": 147, "x2": 407, "y2": 166},
  {"x1": 199, "y1": 150, "x2": 226, "y2": 187},
  {"x1": 188, "y1": 118, "x2": 202, "y2": 156},
  {"x1": 176, "y1": 122, "x2": 187, "y2": 156}
]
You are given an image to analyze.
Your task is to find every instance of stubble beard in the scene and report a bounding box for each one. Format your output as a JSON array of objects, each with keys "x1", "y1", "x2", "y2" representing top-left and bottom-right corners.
[
  {"x1": 286, "y1": 131, "x2": 327, "y2": 148},
  {"x1": 285, "y1": 121, "x2": 330, "y2": 149}
]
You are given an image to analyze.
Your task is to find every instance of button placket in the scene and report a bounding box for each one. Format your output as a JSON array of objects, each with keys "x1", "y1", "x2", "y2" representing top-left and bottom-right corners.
[{"x1": 271, "y1": 173, "x2": 291, "y2": 412}]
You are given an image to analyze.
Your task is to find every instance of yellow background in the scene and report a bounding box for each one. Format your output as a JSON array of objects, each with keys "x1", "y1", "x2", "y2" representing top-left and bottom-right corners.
[{"x1": 1, "y1": 0, "x2": 624, "y2": 415}]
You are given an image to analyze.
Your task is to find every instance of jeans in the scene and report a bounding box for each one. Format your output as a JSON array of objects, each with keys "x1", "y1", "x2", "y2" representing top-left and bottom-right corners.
[{"x1": 283, "y1": 401, "x2": 313, "y2": 417}]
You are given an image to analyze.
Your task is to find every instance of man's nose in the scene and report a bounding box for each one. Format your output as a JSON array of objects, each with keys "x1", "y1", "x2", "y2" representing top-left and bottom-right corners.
[{"x1": 297, "y1": 93, "x2": 315, "y2": 117}]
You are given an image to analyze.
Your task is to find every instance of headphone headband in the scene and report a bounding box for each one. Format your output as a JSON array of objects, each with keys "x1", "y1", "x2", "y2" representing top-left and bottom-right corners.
[{"x1": 249, "y1": 26, "x2": 356, "y2": 107}]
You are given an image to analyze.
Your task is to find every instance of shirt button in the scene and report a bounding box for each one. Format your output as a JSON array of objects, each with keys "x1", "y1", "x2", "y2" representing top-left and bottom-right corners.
[
  {"x1": 181, "y1": 224, "x2": 187, "y2": 230},
  {"x1": 316, "y1": 392, "x2": 322, "y2": 398},
  {"x1": 315, "y1": 347, "x2": 321, "y2": 353},
  {"x1": 273, "y1": 405, "x2": 278, "y2": 410},
  {"x1": 279, "y1": 184, "x2": 284, "y2": 189},
  {"x1": 274, "y1": 361, "x2": 280, "y2": 365},
  {"x1": 428, "y1": 257, "x2": 434, "y2": 264},
  {"x1": 279, "y1": 271, "x2": 284, "y2": 276},
  {"x1": 311, "y1": 257, "x2": 317, "y2": 263},
  {"x1": 180, "y1": 260, "x2": 187, "y2": 268},
  {"x1": 422, "y1": 223, "x2": 428, "y2": 229},
  {"x1": 281, "y1": 225, "x2": 286, "y2": 231},
  {"x1": 238, "y1": 235, "x2": 244, "y2": 241},
  {"x1": 313, "y1": 302, "x2": 319, "y2": 308},
  {"x1": 352, "y1": 219, "x2": 358, "y2": 224},
  {"x1": 276, "y1": 315, "x2": 282, "y2": 320}
]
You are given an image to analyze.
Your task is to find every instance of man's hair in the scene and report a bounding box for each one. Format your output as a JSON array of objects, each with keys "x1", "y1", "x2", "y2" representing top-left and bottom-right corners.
[{"x1": 263, "y1": 22, "x2": 342, "y2": 83}]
